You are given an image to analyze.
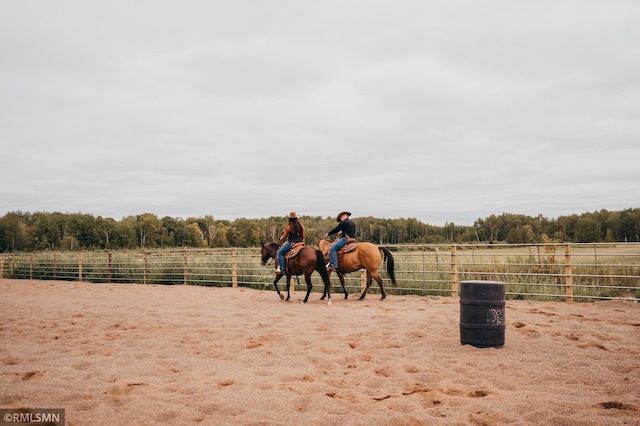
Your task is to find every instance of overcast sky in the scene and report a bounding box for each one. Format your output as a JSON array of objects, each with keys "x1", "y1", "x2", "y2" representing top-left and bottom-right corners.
[{"x1": 1, "y1": 1, "x2": 638, "y2": 226}]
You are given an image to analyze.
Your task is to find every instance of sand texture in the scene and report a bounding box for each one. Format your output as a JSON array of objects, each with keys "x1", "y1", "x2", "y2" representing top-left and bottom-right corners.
[{"x1": 1, "y1": 279, "x2": 639, "y2": 425}]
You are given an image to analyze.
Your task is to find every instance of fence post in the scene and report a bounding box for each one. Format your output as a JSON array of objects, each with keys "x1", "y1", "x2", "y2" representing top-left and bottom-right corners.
[
  {"x1": 232, "y1": 248, "x2": 238, "y2": 288},
  {"x1": 183, "y1": 248, "x2": 188, "y2": 285},
  {"x1": 108, "y1": 252, "x2": 112, "y2": 283},
  {"x1": 565, "y1": 244, "x2": 573, "y2": 303},
  {"x1": 0, "y1": 253, "x2": 4, "y2": 278},
  {"x1": 143, "y1": 252, "x2": 148, "y2": 285},
  {"x1": 53, "y1": 252, "x2": 57, "y2": 280},
  {"x1": 30, "y1": 254, "x2": 33, "y2": 279},
  {"x1": 451, "y1": 245, "x2": 458, "y2": 298},
  {"x1": 79, "y1": 252, "x2": 83, "y2": 282}
]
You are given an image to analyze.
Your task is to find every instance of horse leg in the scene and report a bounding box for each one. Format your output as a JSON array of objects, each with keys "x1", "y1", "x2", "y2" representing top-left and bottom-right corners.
[
  {"x1": 322, "y1": 269, "x2": 334, "y2": 300},
  {"x1": 319, "y1": 278, "x2": 329, "y2": 301},
  {"x1": 358, "y1": 271, "x2": 374, "y2": 300},
  {"x1": 285, "y1": 274, "x2": 291, "y2": 301},
  {"x1": 358, "y1": 270, "x2": 385, "y2": 300},
  {"x1": 320, "y1": 283, "x2": 334, "y2": 303},
  {"x1": 338, "y1": 273, "x2": 349, "y2": 299},
  {"x1": 370, "y1": 270, "x2": 386, "y2": 300},
  {"x1": 301, "y1": 273, "x2": 313, "y2": 304},
  {"x1": 273, "y1": 274, "x2": 285, "y2": 301},
  {"x1": 325, "y1": 282, "x2": 332, "y2": 305},
  {"x1": 320, "y1": 273, "x2": 333, "y2": 302},
  {"x1": 320, "y1": 271, "x2": 332, "y2": 305}
]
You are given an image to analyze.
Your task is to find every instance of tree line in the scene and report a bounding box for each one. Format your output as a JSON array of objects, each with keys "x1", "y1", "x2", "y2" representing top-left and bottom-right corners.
[{"x1": 0, "y1": 208, "x2": 638, "y2": 252}]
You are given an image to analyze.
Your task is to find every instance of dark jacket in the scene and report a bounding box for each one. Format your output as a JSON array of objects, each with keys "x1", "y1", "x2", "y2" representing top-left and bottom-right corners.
[{"x1": 327, "y1": 218, "x2": 356, "y2": 239}]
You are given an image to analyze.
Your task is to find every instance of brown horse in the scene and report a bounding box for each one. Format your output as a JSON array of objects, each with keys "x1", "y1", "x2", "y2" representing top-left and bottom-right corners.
[
  {"x1": 260, "y1": 242, "x2": 332, "y2": 304},
  {"x1": 318, "y1": 238, "x2": 397, "y2": 300}
]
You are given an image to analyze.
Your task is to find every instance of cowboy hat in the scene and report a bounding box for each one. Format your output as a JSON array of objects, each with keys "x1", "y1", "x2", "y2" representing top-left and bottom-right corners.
[
  {"x1": 288, "y1": 211, "x2": 298, "y2": 219},
  {"x1": 336, "y1": 211, "x2": 351, "y2": 222}
]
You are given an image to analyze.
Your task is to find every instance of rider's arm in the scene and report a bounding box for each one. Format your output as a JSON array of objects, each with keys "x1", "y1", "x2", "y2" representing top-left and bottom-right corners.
[
  {"x1": 280, "y1": 224, "x2": 291, "y2": 241},
  {"x1": 326, "y1": 222, "x2": 343, "y2": 237}
]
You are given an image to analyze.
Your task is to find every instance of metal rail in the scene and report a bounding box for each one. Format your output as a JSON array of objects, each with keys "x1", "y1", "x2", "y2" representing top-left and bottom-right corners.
[{"x1": 1, "y1": 243, "x2": 638, "y2": 302}]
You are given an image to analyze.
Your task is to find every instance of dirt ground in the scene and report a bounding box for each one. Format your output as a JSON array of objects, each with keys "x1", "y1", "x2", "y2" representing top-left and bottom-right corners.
[{"x1": 1, "y1": 279, "x2": 639, "y2": 425}]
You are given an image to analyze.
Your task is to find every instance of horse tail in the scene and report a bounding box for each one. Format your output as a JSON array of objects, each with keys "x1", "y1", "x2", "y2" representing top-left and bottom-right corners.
[
  {"x1": 380, "y1": 247, "x2": 397, "y2": 287},
  {"x1": 315, "y1": 249, "x2": 331, "y2": 285}
]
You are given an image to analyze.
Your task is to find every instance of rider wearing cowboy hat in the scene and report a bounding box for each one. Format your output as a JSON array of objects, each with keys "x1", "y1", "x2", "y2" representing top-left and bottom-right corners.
[
  {"x1": 324, "y1": 211, "x2": 356, "y2": 272},
  {"x1": 275, "y1": 211, "x2": 305, "y2": 274}
]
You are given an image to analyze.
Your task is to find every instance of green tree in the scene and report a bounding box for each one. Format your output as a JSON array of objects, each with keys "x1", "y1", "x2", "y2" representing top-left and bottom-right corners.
[
  {"x1": 211, "y1": 225, "x2": 230, "y2": 247},
  {"x1": 136, "y1": 213, "x2": 161, "y2": 248},
  {"x1": 185, "y1": 221, "x2": 206, "y2": 247},
  {"x1": 575, "y1": 216, "x2": 600, "y2": 243},
  {"x1": 71, "y1": 213, "x2": 101, "y2": 249},
  {"x1": 96, "y1": 216, "x2": 118, "y2": 249},
  {"x1": 202, "y1": 215, "x2": 219, "y2": 247},
  {"x1": 506, "y1": 228, "x2": 523, "y2": 244},
  {"x1": 116, "y1": 216, "x2": 140, "y2": 249},
  {"x1": 521, "y1": 224, "x2": 536, "y2": 243},
  {"x1": 0, "y1": 212, "x2": 29, "y2": 252}
]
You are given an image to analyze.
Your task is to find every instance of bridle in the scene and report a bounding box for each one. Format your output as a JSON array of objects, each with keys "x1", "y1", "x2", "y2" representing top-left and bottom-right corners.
[{"x1": 261, "y1": 242, "x2": 279, "y2": 266}]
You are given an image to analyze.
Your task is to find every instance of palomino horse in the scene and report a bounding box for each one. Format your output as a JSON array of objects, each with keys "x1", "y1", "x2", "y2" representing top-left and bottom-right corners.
[
  {"x1": 318, "y1": 238, "x2": 397, "y2": 300},
  {"x1": 260, "y1": 242, "x2": 332, "y2": 304}
]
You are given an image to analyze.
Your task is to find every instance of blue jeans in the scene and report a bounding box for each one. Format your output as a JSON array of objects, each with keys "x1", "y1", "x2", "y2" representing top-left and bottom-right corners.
[
  {"x1": 329, "y1": 237, "x2": 347, "y2": 268},
  {"x1": 277, "y1": 241, "x2": 294, "y2": 271}
]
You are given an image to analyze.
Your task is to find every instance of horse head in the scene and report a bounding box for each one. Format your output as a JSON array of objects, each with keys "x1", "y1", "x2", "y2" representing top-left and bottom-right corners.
[
  {"x1": 259, "y1": 242, "x2": 270, "y2": 265},
  {"x1": 260, "y1": 242, "x2": 278, "y2": 265}
]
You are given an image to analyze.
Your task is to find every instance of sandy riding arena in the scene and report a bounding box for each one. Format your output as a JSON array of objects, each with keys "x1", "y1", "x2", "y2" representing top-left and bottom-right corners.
[{"x1": 1, "y1": 279, "x2": 639, "y2": 425}]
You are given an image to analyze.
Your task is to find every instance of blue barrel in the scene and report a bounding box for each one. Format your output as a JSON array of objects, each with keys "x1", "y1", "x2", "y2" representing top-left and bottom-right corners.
[{"x1": 460, "y1": 280, "x2": 505, "y2": 348}]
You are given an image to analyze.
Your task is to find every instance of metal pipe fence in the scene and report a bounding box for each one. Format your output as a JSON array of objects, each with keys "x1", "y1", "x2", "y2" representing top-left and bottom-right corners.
[{"x1": 1, "y1": 243, "x2": 638, "y2": 302}]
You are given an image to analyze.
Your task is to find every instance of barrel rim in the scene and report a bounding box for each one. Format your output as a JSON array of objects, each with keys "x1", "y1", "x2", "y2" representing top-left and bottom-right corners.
[
  {"x1": 460, "y1": 299, "x2": 505, "y2": 305},
  {"x1": 460, "y1": 322, "x2": 506, "y2": 330}
]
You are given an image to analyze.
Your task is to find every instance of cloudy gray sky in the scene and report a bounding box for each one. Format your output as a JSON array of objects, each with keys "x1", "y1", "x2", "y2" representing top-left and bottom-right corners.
[{"x1": 1, "y1": 1, "x2": 638, "y2": 226}]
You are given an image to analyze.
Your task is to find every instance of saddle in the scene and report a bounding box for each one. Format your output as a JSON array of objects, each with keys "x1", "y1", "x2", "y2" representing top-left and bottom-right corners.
[
  {"x1": 339, "y1": 238, "x2": 358, "y2": 254},
  {"x1": 336, "y1": 238, "x2": 358, "y2": 270},
  {"x1": 284, "y1": 242, "x2": 306, "y2": 259}
]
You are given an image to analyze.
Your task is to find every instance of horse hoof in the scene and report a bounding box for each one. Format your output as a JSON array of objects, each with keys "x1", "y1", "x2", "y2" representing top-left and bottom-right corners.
[
  {"x1": 301, "y1": 301, "x2": 306, "y2": 305},
  {"x1": 328, "y1": 300, "x2": 332, "y2": 306},
  {"x1": 279, "y1": 294, "x2": 284, "y2": 301}
]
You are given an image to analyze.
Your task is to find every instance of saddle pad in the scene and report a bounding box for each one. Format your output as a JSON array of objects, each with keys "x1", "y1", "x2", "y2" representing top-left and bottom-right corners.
[{"x1": 285, "y1": 242, "x2": 306, "y2": 258}]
